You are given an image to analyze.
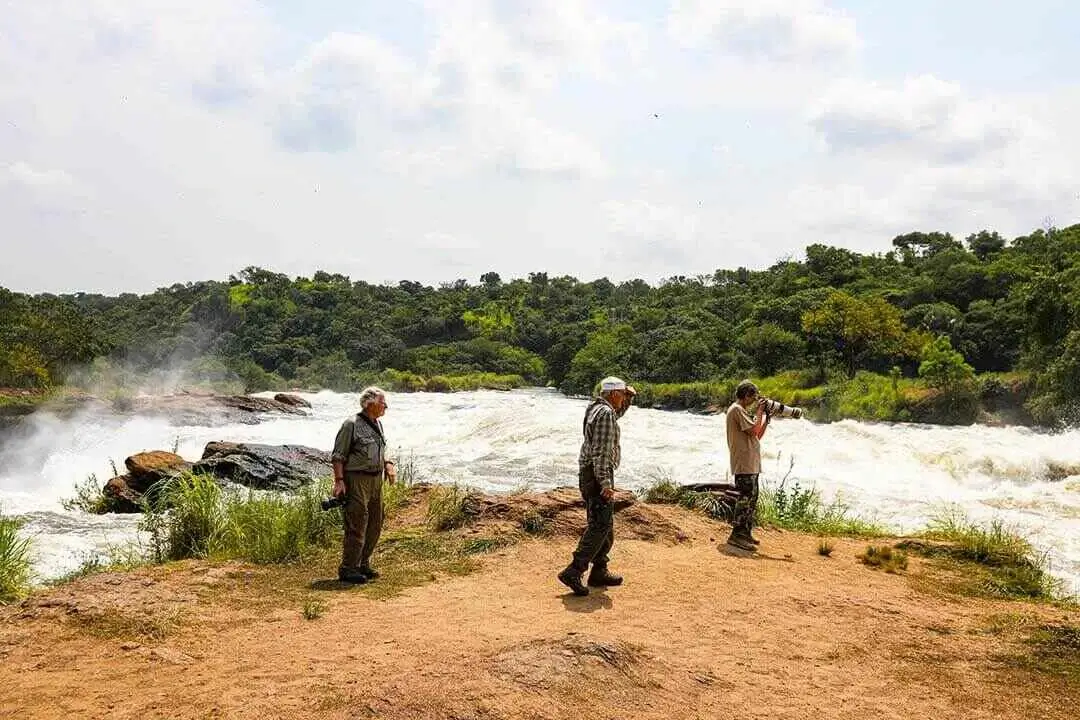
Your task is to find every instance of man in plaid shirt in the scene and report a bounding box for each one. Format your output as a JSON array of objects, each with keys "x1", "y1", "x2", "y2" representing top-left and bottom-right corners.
[{"x1": 558, "y1": 376, "x2": 636, "y2": 597}]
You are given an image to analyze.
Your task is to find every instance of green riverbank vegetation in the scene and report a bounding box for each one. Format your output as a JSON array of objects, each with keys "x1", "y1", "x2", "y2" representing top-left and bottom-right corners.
[{"x1": 3, "y1": 223, "x2": 1080, "y2": 426}]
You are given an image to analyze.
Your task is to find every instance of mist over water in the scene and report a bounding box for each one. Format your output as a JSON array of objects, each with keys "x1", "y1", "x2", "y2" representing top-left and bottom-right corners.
[{"x1": 3, "y1": 388, "x2": 1079, "y2": 594}]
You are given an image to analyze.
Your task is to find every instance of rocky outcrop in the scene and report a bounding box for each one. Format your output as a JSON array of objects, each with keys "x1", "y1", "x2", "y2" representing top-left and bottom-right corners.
[
  {"x1": 191, "y1": 442, "x2": 332, "y2": 491},
  {"x1": 96, "y1": 443, "x2": 330, "y2": 513},
  {"x1": 129, "y1": 393, "x2": 310, "y2": 426},
  {"x1": 102, "y1": 451, "x2": 192, "y2": 513},
  {"x1": 273, "y1": 393, "x2": 312, "y2": 409}
]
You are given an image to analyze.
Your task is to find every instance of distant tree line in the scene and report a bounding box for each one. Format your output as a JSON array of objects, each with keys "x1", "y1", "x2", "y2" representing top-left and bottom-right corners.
[{"x1": 2, "y1": 223, "x2": 1078, "y2": 424}]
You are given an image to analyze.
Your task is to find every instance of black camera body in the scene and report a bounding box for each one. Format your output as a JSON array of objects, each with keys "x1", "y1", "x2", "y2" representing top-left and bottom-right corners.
[{"x1": 321, "y1": 495, "x2": 347, "y2": 511}]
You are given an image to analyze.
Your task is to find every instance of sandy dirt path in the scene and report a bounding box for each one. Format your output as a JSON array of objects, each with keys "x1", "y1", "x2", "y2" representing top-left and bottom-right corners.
[{"x1": 1, "y1": 508, "x2": 1077, "y2": 720}]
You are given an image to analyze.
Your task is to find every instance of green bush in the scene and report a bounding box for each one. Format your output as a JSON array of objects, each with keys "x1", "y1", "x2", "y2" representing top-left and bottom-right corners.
[{"x1": 0, "y1": 507, "x2": 33, "y2": 603}]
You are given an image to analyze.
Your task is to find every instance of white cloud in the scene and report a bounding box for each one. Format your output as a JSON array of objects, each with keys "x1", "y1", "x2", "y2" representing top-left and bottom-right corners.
[
  {"x1": 809, "y1": 75, "x2": 1029, "y2": 163},
  {"x1": 0, "y1": 1, "x2": 1076, "y2": 295},
  {"x1": 795, "y1": 78, "x2": 1080, "y2": 241},
  {"x1": 668, "y1": 0, "x2": 860, "y2": 63}
]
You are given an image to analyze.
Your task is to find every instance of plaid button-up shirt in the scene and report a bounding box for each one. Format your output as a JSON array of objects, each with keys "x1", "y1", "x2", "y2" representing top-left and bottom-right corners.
[{"x1": 578, "y1": 397, "x2": 621, "y2": 490}]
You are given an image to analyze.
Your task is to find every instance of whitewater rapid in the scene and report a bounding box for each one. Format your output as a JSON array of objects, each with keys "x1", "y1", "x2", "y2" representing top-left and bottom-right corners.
[{"x1": 3, "y1": 388, "x2": 1079, "y2": 594}]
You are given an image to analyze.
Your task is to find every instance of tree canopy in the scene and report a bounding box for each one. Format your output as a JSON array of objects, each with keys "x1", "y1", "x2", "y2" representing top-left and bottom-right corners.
[{"x1": 2, "y1": 222, "x2": 1079, "y2": 422}]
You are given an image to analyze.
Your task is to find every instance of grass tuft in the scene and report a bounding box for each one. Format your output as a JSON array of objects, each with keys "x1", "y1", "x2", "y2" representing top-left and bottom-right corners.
[
  {"x1": 817, "y1": 538, "x2": 835, "y2": 557},
  {"x1": 519, "y1": 509, "x2": 552, "y2": 536},
  {"x1": 858, "y1": 545, "x2": 909, "y2": 573},
  {"x1": 426, "y1": 484, "x2": 476, "y2": 531},
  {"x1": 900, "y1": 506, "x2": 1064, "y2": 601},
  {"x1": 0, "y1": 509, "x2": 33, "y2": 603},
  {"x1": 302, "y1": 599, "x2": 327, "y2": 620},
  {"x1": 60, "y1": 474, "x2": 110, "y2": 515}
]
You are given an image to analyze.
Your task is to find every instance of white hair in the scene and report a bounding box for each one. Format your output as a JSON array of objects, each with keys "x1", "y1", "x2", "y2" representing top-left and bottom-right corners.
[{"x1": 359, "y1": 386, "x2": 387, "y2": 409}]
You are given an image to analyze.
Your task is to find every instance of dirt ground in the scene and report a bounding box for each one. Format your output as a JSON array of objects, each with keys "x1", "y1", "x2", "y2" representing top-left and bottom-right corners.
[{"x1": 1, "y1": 503, "x2": 1077, "y2": 720}]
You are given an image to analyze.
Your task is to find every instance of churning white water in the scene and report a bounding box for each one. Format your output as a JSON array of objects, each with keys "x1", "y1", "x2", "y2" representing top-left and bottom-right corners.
[{"x1": 3, "y1": 388, "x2": 1080, "y2": 594}]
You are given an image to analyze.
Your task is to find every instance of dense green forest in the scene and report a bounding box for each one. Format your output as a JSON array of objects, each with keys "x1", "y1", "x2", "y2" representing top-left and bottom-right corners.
[{"x1": 2, "y1": 223, "x2": 1079, "y2": 426}]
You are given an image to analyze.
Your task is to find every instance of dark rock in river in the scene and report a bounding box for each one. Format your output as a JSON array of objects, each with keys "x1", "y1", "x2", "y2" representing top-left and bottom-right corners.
[
  {"x1": 130, "y1": 393, "x2": 310, "y2": 426},
  {"x1": 274, "y1": 393, "x2": 312, "y2": 409},
  {"x1": 192, "y1": 441, "x2": 332, "y2": 491}
]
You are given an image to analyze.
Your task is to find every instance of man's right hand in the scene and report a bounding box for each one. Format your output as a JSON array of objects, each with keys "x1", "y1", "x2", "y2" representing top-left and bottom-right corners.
[
  {"x1": 332, "y1": 478, "x2": 345, "y2": 498},
  {"x1": 600, "y1": 486, "x2": 615, "y2": 501}
]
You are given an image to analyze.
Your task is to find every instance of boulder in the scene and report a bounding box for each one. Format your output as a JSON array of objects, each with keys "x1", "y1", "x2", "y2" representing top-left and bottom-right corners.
[
  {"x1": 192, "y1": 441, "x2": 332, "y2": 491},
  {"x1": 124, "y1": 451, "x2": 192, "y2": 492},
  {"x1": 273, "y1": 393, "x2": 312, "y2": 409},
  {"x1": 99, "y1": 451, "x2": 192, "y2": 513},
  {"x1": 102, "y1": 475, "x2": 143, "y2": 514}
]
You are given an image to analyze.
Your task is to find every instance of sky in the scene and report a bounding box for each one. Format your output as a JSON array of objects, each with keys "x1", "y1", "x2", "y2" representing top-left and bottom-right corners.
[{"x1": 1, "y1": 0, "x2": 1078, "y2": 294}]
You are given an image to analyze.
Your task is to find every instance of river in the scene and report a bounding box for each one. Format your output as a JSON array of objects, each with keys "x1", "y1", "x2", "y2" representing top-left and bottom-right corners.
[{"x1": 2, "y1": 388, "x2": 1079, "y2": 594}]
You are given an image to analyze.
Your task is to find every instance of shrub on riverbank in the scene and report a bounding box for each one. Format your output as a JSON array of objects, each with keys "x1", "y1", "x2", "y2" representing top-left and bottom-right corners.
[
  {"x1": 898, "y1": 508, "x2": 1065, "y2": 601},
  {"x1": 631, "y1": 368, "x2": 1012, "y2": 425},
  {"x1": 0, "y1": 506, "x2": 33, "y2": 603},
  {"x1": 139, "y1": 474, "x2": 341, "y2": 564}
]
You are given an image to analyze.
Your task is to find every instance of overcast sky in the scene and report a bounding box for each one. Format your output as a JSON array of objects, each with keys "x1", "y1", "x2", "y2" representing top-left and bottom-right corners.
[{"x1": 1, "y1": 1, "x2": 1077, "y2": 294}]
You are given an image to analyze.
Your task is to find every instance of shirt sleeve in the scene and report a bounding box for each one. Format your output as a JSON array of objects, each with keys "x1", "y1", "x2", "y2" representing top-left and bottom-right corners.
[
  {"x1": 731, "y1": 406, "x2": 755, "y2": 433},
  {"x1": 331, "y1": 419, "x2": 354, "y2": 463},
  {"x1": 590, "y1": 408, "x2": 618, "y2": 489}
]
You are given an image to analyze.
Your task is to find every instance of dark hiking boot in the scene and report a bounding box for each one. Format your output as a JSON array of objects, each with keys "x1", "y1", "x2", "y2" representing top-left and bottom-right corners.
[
  {"x1": 587, "y1": 568, "x2": 623, "y2": 587},
  {"x1": 748, "y1": 535, "x2": 761, "y2": 545},
  {"x1": 360, "y1": 566, "x2": 380, "y2": 579},
  {"x1": 338, "y1": 569, "x2": 368, "y2": 584},
  {"x1": 726, "y1": 534, "x2": 756, "y2": 552},
  {"x1": 558, "y1": 567, "x2": 589, "y2": 596}
]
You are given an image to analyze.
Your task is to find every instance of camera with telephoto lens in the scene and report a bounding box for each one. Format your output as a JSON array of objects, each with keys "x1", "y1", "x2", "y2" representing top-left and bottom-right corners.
[
  {"x1": 759, "y1": 397, "x2": 804, "y2": 419},
  {"x1": 320, "y1": 494, "x2": 347, "y2": 511}
]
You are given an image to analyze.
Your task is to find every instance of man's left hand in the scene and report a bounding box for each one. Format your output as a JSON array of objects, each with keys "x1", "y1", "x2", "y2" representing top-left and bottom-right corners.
[
  {"x1": 385, "y1": 463, "x2": 397, "y2": 484},
  {"x1": 600, "y1": 486, "x2": 615, "y2": 501}
]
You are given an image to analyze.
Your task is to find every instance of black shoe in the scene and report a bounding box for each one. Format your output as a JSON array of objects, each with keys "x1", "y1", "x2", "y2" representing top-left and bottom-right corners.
[
  {"x1": 338, "y1": 570, "x2": 368, "y2": 584},
  {"x1": 726, "y1": 535, "x2": 756, "y2": 552},
  {"x1": 587, "y1": 568, "x2": 623, "y2": 587},
  {"x1": 558, "y1": 567, "x2": 589, "y2": 596},
  {"x1": 360, "y1": 566, "x2": 380, "y2": 579},
  {"x1": 748, "y1": 535, "x2": 761, "y2": 545}
]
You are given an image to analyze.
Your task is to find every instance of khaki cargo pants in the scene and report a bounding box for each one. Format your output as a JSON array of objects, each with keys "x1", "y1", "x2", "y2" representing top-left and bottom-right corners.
[{"x1": 339, "y1": 470, "x2": 383, "y2": 573}]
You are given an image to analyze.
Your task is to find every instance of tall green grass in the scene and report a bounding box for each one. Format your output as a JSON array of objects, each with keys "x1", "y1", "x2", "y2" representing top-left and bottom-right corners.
[
  {"x1": 640, "y1": 465, "x2": 886, "y2": 537},
  {"x1": 757, "y1": 478, "x2": 886, "y2": 537},
  {"x1": 0, "y1": 506, "x2": 33, "y2": 603},
  {"x1": 903, "y1": 506, "x2": 1065, "y2": 600},
  {"x1": 140, "y1": 474, "x2": 342, "y2": 564}
]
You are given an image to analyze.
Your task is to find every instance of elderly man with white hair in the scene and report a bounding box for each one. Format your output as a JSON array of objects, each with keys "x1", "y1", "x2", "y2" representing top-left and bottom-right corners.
[
  {"x1": 331, "y1": 385, "x2": 397, "y2": 584},
  {"x1": 557, "y1": 375, "x2": 636, "y2": 597}
]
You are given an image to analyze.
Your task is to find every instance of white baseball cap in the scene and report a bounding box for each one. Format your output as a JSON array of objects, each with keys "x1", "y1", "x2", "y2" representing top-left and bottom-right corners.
[{"x1": 600, "y1": 376, "x2": 637, "y2": 394}]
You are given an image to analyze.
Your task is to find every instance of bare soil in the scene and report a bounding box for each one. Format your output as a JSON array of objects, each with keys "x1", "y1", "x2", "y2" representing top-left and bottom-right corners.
[{"x1": 1, "y1": 500, "x2": 1077, "y2": 720}]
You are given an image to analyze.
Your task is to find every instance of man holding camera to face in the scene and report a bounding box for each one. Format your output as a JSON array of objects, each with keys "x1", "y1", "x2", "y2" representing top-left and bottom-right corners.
[
  {"x1": 331, "y1": 386, "x2": 397, "y2": 584},
  {"x1": 726, "y1": 380, "x2": 771, "y2": 551}
]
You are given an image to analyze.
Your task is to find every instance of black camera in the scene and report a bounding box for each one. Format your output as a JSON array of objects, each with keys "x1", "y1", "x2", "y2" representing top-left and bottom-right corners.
[{"x1": 320, "y1": 495, "x2": 347, "y2": 511}]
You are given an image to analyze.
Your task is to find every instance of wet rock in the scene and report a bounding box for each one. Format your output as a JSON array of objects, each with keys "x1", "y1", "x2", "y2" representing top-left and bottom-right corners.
[
  {"x1": 192, "y1": 441, "x2": 332, "y2": 491},
  {"x1": 102, "y1": 475, "x2": 143, "y2": 514},
  {"x1": 274, "y1": 393, "x2": 312, "y2": 409}
]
